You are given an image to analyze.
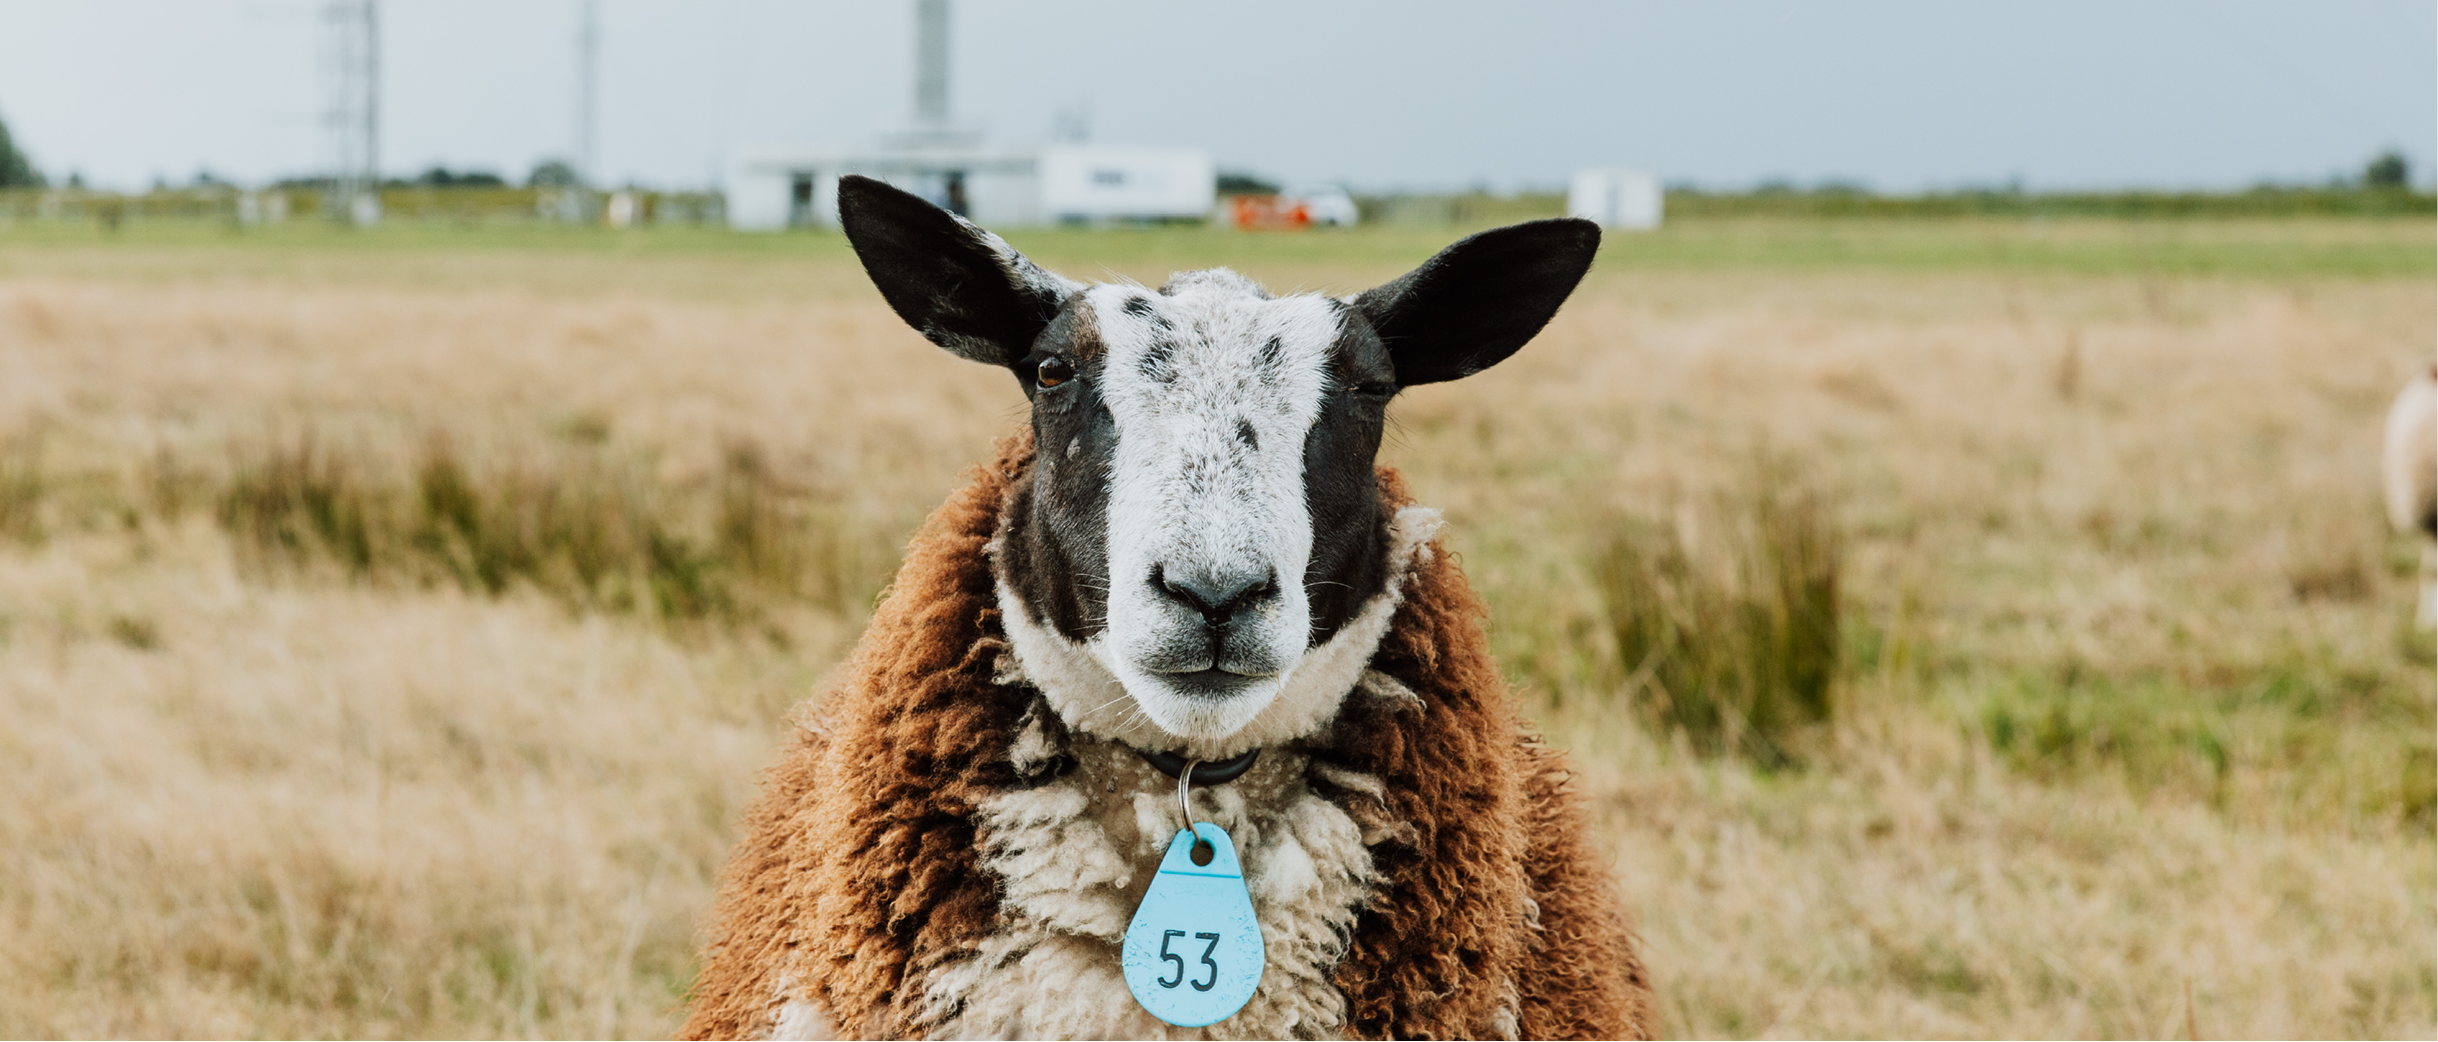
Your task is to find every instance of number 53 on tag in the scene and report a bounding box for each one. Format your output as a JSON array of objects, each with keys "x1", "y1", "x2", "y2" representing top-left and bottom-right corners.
[{"x1": 1122, "y1": 825, "x2": 1264, "y2": 1026}]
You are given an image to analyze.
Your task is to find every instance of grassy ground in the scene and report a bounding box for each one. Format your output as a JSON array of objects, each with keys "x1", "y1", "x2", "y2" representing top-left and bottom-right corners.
[
  {"x1": 3, "y1": 210, "x2": 2432, "y2": 281},
  {"x1": 0, "y1": 217, "x2": 2431, "y2": 1038}
]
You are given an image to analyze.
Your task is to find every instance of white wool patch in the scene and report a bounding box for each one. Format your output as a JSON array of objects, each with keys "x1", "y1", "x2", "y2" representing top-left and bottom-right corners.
[
  {"x1": 998, "y1": 506, "x2": 1440, "y2": 761},
  {"x1": 921, "y1": 739, "x2": 1382, "y2": 1041},
  {"x1": 920, "y1": 928, "x2": 1169, "y2": 1040},
  {"x1": 978, "y1": 785, "x2": 1138, "y2": 938},
  {"x1": 765, "y1": 997, "x2": 833, "y2": 1041},
  {"x1": 1090, "y1": 277, "x2": 1352, "y2": 741}
]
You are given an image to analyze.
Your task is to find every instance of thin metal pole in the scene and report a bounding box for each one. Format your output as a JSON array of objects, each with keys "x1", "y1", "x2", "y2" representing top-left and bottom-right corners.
[
  {"x1": 577, "y1": 0, "x2": 597, "y2": 185},
  {"x1": 364, "y1": 0, "x2": 378, "y2": 190}
]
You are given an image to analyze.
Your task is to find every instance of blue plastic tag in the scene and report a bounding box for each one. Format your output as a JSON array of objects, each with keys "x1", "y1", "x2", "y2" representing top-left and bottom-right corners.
[{"x1": 1122, "y1": 823, "x2": 1264, "y2": 1027}]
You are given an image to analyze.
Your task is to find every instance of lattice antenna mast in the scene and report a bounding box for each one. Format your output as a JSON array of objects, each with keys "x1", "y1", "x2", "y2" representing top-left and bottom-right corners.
[{"x1": 322, "y1": 0, "x2": 379, "y2": 221}]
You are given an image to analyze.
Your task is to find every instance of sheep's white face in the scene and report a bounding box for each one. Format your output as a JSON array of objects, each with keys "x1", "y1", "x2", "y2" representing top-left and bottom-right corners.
[
  {"x1": 837, "y1": 175, "x2": 1599, "y2": 749},
  {"x1": 1081, "y1": 276, "x2": 1362, "y2": 736}
]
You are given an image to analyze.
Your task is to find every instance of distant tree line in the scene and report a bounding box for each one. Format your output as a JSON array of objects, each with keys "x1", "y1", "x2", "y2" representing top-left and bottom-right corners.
[
  {"x1": 404, "y1": 166, "x2": 507, "y2": 188},
  {"x1": 0, "y1": 126, "x2": 593, "y2": 194},
  {"x1": 1667, "y1": 184, "x2": 2431, "y2": 219},
  {"x1": 272, "y1": 160, "x2": 580, "y2": 192},
  {"x1": 1662, "y1": 151, "x2": 2429, "y2": 219},
  {"x1": 2365, "y1": 150, "x2": 2410, "y2": 189},
  {"x1": 0, "y1": 112, "x2": 44, "y2": 188},
  {"x1": 1216, "y1": 171, "x2": 1280, "y2": 195}
]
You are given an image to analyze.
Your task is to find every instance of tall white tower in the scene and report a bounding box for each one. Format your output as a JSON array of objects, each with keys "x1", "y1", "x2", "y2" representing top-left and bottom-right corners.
[
  {"x1": 914, "y1": 0, "x2": 949, "y2": 132},
  {"x1": 894, "y1": 0, "x2": 978, "y2": 148}
]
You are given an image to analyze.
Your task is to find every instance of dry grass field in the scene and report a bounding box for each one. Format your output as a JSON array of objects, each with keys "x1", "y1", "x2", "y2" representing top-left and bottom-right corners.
[{"x1": 0, "y1": 217, "x2": 2431, "y2": 1038}]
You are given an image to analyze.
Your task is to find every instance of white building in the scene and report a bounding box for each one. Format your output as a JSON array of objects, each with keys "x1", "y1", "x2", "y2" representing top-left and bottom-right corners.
[
  {"x1": 1568, "y1": 169, "x2": 1664, "y2": 231},
  {"x1": 729, "y1": 1, "x2": 1214, "y2": 231},
  {"x1": 728, "y1": 144, "x2": 1214, "y2": 231}
]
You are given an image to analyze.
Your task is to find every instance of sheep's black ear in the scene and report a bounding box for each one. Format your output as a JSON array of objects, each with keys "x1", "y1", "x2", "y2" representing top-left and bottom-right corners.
[
  {"x1": 838, "y1": 174, "x2": 1080, "y2": 368},
  {"x1": 1352, "y1": 218, "x2": 1600, "y2": 386}
]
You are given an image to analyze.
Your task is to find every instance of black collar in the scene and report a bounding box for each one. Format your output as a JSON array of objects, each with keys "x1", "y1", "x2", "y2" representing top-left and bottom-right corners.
[{"x1": 1136, "y1": 747, "x2": 1261, "y2": 785}]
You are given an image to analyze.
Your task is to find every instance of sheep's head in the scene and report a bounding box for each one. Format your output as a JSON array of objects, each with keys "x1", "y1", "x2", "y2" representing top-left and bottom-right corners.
[{"x1": 840, "y1": 175, "x2": 1597, "y2": 746}]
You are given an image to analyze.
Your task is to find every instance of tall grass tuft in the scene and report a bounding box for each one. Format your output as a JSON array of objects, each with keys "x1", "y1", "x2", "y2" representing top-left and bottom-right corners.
[
  {"x1": 221, "y1": 434, "x2": 380, "y2": 575},
  {"x1": 216, "y1": 432, "x2": 882, "y2": 622},
  {"x1": 0, "y1": 435, "x2": 44, "y2": 544},
  {"x1": 1594, "y1": 473, "x2": 1843, "y2": 765},
  {"x1": 402, "y1": 435, "x2": 726, "y2": 615}
]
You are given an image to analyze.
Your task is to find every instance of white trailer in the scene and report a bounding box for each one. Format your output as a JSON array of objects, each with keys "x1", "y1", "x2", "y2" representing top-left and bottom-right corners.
[
  {"x1": 728, "y1": 146, "x2": 1042, "y2": 231},
  {"x1": 1038, "y1": 146, "x2": 1215, "y2": 223},
  {"x1": 727, "y1": 144, "x2": 1214, "y2": 231},
  {"x1": 1568, "y1": 169, "x2": 1664, "y2": 231}
]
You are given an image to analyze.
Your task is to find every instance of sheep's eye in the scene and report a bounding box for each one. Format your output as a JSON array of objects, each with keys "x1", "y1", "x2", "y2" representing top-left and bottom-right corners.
[
  {"x1": 1036, "y1": 357, "x2": 1075, "y2": 388},
  {"x1": 1351, "y1": 381, "x2": 1396, "y2": 401}
]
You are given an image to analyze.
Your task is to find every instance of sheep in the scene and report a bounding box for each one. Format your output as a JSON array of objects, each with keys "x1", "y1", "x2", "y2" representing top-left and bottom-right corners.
[
  {"x1": 680, "y1": 175, "x2": 1652, "y2": 1041},
  {"x1": 2386, "y1": 364, "x2": 2437, "y2": 626}
]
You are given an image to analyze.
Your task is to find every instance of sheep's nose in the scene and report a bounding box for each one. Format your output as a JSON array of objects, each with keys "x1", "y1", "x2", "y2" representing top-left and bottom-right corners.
[{"x1": 1151, "y1": 563, "x2": 1278, "y2": 629}]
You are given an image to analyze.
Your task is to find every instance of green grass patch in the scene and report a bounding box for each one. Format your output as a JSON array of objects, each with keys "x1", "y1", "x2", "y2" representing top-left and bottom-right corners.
[
  {"x1": 3, "y1": 213, "x2": 2428, "y2": 282},
  {"x1": 1964, "y1": 657, "x2": 2435, "y2": 822}
]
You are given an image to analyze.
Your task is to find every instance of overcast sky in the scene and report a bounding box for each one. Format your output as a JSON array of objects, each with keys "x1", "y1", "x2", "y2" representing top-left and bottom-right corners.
[{"x1": 0, "y1": 0, "x2": 2430, "y2": 193}]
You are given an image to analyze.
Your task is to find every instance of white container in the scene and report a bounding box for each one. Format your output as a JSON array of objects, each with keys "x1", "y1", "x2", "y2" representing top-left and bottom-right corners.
[
  {"x1": 1568, "y1": 169, "x2": 1663, "y2": 231},
  {"x1": 1039, "y1": 146, "x2": 1215, "y2": 221},
  {"x1": 728, "y1": 146, "x2": 1043, "y2": 230}
]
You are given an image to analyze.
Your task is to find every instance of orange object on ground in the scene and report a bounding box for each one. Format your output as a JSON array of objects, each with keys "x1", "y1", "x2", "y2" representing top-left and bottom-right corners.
[{"x1": 1229, "y1": 195, "x2": 1312, "y2": 230}]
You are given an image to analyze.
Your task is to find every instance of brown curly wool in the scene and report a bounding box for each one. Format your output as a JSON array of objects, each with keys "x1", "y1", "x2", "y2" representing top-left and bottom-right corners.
[
  {"x1": 680, "y1": 433, "x2": 1034, "y2": 1041},
  {"x1": 1321, "y1": 467, "x2": 1653, "y2": 1040},
  {"x1": 682, "y1": 435, "x2": 1652, "y2": 1040}
]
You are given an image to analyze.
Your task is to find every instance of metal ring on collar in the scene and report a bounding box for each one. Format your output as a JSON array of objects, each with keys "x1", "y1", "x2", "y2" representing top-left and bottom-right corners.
[
  {"x1": 1173, "y1": 760, "x2": 1218, "y2": 866},
  {"x1": 1175, "y1": 759, "x2": 1200, "y2": 834}
]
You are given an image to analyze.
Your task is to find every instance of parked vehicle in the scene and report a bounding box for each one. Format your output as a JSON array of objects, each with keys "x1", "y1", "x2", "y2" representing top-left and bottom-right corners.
[{"x1": 1225, "y1": 183, "x2": 1358, "y2": 229}]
